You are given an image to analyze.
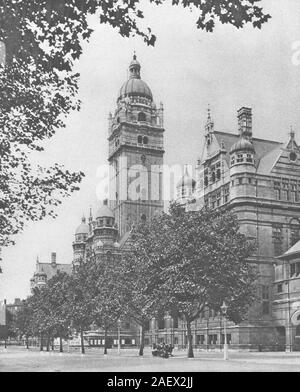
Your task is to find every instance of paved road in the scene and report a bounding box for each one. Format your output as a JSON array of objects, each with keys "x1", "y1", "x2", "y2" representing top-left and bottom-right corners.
[{"x1": 0, "y1": 347, "x2": 300, "y2": 372}]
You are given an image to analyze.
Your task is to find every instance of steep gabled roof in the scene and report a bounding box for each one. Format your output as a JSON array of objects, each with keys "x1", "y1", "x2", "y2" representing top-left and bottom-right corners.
[
  {"x1": 36, "y1": 262, "x2": 72, "y2": 280},
  {"x1": 277, "y1": 240, "x2": 300, "y2": 260},
  {"x1": 210, "y1": 131, "x2": 282, "y2": 171}
]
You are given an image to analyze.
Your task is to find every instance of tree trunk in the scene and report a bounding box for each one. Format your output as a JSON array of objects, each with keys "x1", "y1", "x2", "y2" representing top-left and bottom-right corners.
[
  {"x1": 26, "y1": 336, "x2": 29, "y2": 350},
  {"x1": 40, "y1": 333, "x2": 43, "y2": 351},
  {"x1": 186, "y1": 319, "x2": 194, "y2": 358},
  {"x1": 51, "y1": 337, "x2": 54, "y2": 351},
  {"x1": 80, "y1": 329, "x2": 85, "y2": 354},
  {"x1": 46, "y1": 333, "x2": 50, "y2": 352},
  {"x1": 59, "y1": 336, "x2": 63, "y2": 353},
  {"x1": 104, "y1": 328, "x2": 108, "y2": 355},
  {"x1": 139, "y1": 324, "x2": 145, "y2": 356}
]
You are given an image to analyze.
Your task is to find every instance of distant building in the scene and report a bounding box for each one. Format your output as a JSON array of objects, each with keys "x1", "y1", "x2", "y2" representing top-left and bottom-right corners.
[
  {"x1": 30, "y1": 252, "x2": 72, "y2": 291},
  {"x1": 6, "y1": 298, "x2": 24, "y2": 317}
]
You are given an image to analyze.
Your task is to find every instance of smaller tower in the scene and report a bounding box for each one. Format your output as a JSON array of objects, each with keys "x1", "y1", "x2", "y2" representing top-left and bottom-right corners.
[
  {"x1": 72, "y1": 215, "x2": 89, "y2": 268},
  {"x1": 230, "y1": 107, "x2": 256, "y2": 200},
  {"x1": 93, "y1": 200, "x2": 118, "y2": 253},
  {"x1": 176, "y1": 165, "x2": 196, "y2": 205}
]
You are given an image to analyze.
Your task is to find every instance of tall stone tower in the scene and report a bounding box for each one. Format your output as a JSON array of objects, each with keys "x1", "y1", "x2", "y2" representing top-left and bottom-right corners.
[{"x1": 108, "y1": 55, "x2": 165, "y2": 236}]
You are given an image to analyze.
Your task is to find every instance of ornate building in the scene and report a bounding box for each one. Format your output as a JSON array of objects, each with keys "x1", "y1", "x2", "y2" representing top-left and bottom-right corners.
[
  {"x1": 108, "y1": 54, "x2": 164, "y2": 236},
  {"x1": 30, "y1": 55, "x2": 300, "y2": 351},
  {"x1": 30, "y1": 252, "x2": 72, "y2": 291},
  {"x1": 71, "y1": 55, "x2": 165, "y2": 348},
  {"x1": 174, "y1": 107, "x2": 300, "y2": 351}
]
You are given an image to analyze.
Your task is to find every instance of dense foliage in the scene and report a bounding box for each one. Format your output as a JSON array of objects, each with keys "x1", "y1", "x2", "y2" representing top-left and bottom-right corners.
[
  {"x1": 125, "y1": 203, "x2": 257, "y2": 357},
  {"x1": 14, "y1": 205, "x2": 257, "y2": 358}
]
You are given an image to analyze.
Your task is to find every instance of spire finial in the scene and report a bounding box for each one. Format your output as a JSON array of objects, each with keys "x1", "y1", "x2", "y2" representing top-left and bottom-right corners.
[
  {"x1": 290, "y1": 125, "x2": 295, "y2": 139},
  {"x1": 82, "y1": 214, "x2": 86, "y2": 224},
  {"x1": 89, "y1": 206, "x2": 93, "y2": 223},
  {"x1": 184, "y1": 164, "x2": 189, "y2": 175},
  {"x1": 205, "y1": 104, "x2": 214, "y2": 134},
  {"x1": 129, "y1": 52, "x2": 140, "y2": 79}
]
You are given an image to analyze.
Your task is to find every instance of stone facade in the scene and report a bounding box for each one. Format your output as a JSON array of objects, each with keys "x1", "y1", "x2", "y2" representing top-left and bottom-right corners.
[
  {"x1": 108, "y1": 54, "x2": 164, "y2": 236},
  {"x1": 30, "y1": 55, "x2": 300, "y2": 351},
  {"x1": 172, "y1": 107, "x2": 300, "y2": 351},
  {"x1": 30, "y1": 252, "x2": 72, "y2": 291}
]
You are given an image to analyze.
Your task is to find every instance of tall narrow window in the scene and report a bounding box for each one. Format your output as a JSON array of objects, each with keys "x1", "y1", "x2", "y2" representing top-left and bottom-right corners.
[
  {"x1": 274, "y1": 189, "x2": 281, "y2": 200},
  {"x1": 261, "y1": 285, "x2": 270, "y2": 315},
  {"x1": 272, "y1": 224, "x2": 283, "y2": 256},
  {"x1": 138, "y1": 112, "x2": 146, "y2": 122}
]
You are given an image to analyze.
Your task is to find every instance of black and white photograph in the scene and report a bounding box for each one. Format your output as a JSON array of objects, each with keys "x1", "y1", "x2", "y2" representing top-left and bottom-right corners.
[{"x1": 0, "y1": 0, "x2": 300, "y2": 376}]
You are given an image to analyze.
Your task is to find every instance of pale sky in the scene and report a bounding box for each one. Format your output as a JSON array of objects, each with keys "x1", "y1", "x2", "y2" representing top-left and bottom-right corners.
[{"x1": 1, "y1": 0, "x2": 300, "y2": 302}]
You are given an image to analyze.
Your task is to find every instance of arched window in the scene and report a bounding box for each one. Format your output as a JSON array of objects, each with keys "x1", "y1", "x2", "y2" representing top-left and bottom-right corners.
[
  {"x1": 137, "y1": 135, "x2": 143, "y2": 144},
  {"x1": 138, "y1": 112, "x2": 146, "y2": 122},
  {"x1": 143, "y1": 136, "x2": 148, "y2": 145},
  {"x1": 296, "y1": 324, "x2": 300, "y2": 337},
  {"x1": 204, "y1": 176, "x2": 208, "y2": 187},
  {"x1": 216, "y1": 168, "x2": 221, "y2": 180}
]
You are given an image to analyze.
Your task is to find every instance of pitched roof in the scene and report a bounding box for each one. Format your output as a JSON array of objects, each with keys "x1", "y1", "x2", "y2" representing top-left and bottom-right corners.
[
  {"x1": 36, "y1": 262, "x2": 72, "y2": 280},
  {"x1": 256, "y1": 145, "x2": 283, "y2": 175},
  {"x1": 277, "y1": 240, "x2": 300, "y2": 260},
  {"x1": 211, "y1": 131, "x2": 282, "y2": 172}
]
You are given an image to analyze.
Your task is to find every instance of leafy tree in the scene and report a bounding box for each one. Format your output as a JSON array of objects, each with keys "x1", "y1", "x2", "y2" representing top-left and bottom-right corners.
[
  {"x1": 43, "y1": 271, "x2": 72, "y2": 353},
  {"x1": 129, "y1": 203, "x2": 257, "y2": 358},
  {"x1": 65, "y1": 264, "x2": 94, "y2": 354},
  {"x1": 119, "y1": 227, "x2": 168, "y2": 356},
  {"x1": 81, "y1": 257, "x2": 123, "y2": 355},
  {"x1": 14, "y1": 301, "x2": 34, "y2": 349},
  {"x1": 27, "y1": 286, "x2": 57, "y2": 351}
]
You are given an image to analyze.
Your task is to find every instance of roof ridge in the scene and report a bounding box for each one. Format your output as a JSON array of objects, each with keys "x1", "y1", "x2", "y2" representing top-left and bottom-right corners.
[{"x1": 214, "y1": 130, "x2": 283, "y2": 145}]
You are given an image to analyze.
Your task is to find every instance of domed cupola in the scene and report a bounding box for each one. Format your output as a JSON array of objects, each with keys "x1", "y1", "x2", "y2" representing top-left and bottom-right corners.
[
  {"x1": 75, "y1": 216, "x2": 89, "y2": 242},
  {"x1": 75, "y1": 216, "x2": 89, "y2": 235},
  {"x1": 118, "y1": 54, "x2": 153, "y2": 102},
  {"x1": 93, "y1": 200, "x2": 118, "y2": 247},
  {"x1": 230, "y1": 137, "x2": 255, "y2": 168},
  {"x1": 230, "y1": 138, "x2": 255, "y2": 154},
  {"x1": 176, "y1": 166, "x2": 196, "y2": 203}
]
